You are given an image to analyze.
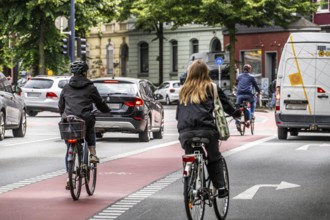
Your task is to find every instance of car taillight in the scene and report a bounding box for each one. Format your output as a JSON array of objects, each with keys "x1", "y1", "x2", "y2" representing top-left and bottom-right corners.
[
  {"x1": 169, "y1": 89, "x2": 175, "y2": 93},
  {"x1": 124, "y1": 97, "x2": 144, "y2": 107},
  {"x1": 275, "y1": 86, "x2": 280, "y2": 111},
  {"x1": 46, "y1": 92, "x2": 58, "y2": 99},
  {"x1": 317, "y1": 87, "x2": 326, "y2": 93}
]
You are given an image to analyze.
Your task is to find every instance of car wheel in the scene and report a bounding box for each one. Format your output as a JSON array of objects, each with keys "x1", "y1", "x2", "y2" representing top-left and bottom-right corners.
[
  {"x1": 278, "y1": 127, "x2": 288, "y2": 140},
  {"x1": 0, "y1": 111, "x2": 5, "y2": 141},
  {"x1": 166, "y1": 96, "x2": 171, "y2": 105},
  {"x1": 153, "y1": 114, "x2": 164, "y2": 139},
  {"x1": 27, "y1": 110, "x2": 38, "y2": 117},
  {"x1": 96, "y1": 132, "x2": 103, "y2": 138},
  {"x1": 13, "y1": 109, "x2": 27, "y2": 137},
  {"x1": 139, "y1": 116, "x2": 152, "y2": 142}
]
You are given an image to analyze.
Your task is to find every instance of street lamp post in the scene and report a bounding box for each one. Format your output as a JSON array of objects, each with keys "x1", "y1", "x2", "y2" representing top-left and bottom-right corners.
[{"x1": 70, "y1": 0, "x2": 75, "y2": 62}]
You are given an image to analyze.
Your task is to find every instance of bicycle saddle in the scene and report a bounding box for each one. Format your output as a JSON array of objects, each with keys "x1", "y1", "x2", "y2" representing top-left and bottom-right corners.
[{"x1": 191, "y1": 137, "x2": 210, "y2": 144}]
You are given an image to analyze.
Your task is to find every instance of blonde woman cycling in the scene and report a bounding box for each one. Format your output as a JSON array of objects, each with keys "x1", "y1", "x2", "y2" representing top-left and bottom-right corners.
[{"x1": 176, "y1": 60, "x2": 240, "y2": 197}]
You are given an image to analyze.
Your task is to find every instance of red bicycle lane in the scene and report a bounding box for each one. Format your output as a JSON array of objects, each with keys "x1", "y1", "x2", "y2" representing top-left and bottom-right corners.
[{"x1": 0, "y1": 113, "x2": 275, "y2": 220}]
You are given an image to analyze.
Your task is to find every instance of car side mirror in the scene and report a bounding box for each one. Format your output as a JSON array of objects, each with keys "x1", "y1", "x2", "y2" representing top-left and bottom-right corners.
[{"x1": 154, "y1": 94, "x2": 163, "y2": 100}]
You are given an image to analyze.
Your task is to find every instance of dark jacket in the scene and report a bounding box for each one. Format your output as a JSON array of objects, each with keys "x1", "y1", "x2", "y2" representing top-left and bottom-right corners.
[
  {"x1": 58, "y1": 75, "x2": 110, "y2": 121},
  {"x1": 176, "y1": 85, "x2": 235, "y2": 133},
  {"x1": 236, "y1": 72, "x2": 260, "y2": 96}
]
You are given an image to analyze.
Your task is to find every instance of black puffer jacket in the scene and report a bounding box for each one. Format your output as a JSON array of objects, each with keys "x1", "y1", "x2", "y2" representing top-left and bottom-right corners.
[
  {"x1": 58, "y1": 75, "x2": 110, "y2": 120},
  {"x1": 176, "y1": 84, "x2": 235, "y2": 133}
]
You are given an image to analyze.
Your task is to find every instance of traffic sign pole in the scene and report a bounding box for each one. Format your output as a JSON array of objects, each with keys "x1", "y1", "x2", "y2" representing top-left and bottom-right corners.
[{"x1": 215, "y1": 57, "x2": 224, "y2": 87}]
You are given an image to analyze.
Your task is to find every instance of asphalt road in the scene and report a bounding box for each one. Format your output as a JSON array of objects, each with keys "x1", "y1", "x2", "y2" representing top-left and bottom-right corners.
[{"x1": 2, "y1": 107, "x2": 330, "y2": 219}]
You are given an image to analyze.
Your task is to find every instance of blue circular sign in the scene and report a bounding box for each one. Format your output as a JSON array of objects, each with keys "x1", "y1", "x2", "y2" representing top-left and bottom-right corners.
[{"x1": 215, "y1": 57, "x2": 224, "y2": 65}]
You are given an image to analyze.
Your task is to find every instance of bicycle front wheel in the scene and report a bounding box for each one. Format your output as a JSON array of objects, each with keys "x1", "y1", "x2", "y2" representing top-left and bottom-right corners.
[
  {"x1": 68, "y1": 144, "x2": 82, "y2": 200},
  {"x1": 213, "y1": 157, "x2": 229, "y2": 220},
  {"x1": 85, "y1": 162, "x2": 97, "y2": 195},
  {"x1": 250, "y1": 118, "x2": 255, "y2": 135},
  {"x1": 184, "y1": 164, "x2": 205, "y2": 220}
]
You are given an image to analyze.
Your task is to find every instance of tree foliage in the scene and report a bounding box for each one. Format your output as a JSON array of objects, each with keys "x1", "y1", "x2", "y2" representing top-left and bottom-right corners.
[
  {"x1": 168, "y1": 0, "x2": 317, "y2": 88},
  {"x1": 0, "y1": 0, "x2": 117, "y2": 75}
]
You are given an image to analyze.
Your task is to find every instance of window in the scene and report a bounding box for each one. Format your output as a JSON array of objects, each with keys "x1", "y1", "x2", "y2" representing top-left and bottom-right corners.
[
  {"x1": 140, "y1": 42, "x2": 149, "y2": 73},
  {"x1": 317, "y1": 0, "x2": 329, "y2": 12},
  {"x1": 191, "y1": 39, "x2": 199, "y2": 54},
  {"x1": 241, "y1": 50, "x2": 262, "y2": 75},
  {"x1": 171, "y1": 40, "x2": 178, "y2": 72}
]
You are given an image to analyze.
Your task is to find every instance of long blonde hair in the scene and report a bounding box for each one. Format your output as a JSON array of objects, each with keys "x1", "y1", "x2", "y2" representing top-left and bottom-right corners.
[{"x1": 179, "y1": 60, "x2": 213, "y2": 105}]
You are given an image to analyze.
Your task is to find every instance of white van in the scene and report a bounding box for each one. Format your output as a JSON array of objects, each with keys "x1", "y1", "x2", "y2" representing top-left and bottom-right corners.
[{"x1": 275, "y1": 32, "x2": 330, "y2": 139}]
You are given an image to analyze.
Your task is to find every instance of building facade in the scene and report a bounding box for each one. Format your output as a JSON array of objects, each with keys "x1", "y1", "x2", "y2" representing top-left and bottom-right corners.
[
  {"x1": 88, "y1": 21, "x2": 225, "y2": 85},
  {"x1": 313, "y1": 0, "x2": 330, "y2": 32}
]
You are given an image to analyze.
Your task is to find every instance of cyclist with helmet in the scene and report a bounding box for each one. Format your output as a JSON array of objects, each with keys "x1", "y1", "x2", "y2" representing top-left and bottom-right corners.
[
  {"x1": 59, "y1": 61, "x2": 110, "y2": 178},
  {"x1": 235, "y1": 64, "x2": 260, "y2": 129}
]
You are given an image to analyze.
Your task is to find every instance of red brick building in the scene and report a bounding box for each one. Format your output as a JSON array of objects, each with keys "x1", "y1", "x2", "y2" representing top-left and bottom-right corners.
[
  {"x1": 313, "y1": 0, "x2": 330, "y2": 31},
  {"x1": 223, "y1": 17, "x2": 321, "y2": 88}
]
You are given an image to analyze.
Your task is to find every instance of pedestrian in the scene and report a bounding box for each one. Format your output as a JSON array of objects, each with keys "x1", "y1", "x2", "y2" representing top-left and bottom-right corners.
[
  {"x1": 269, "y1": 79, "x2": 276, "y2": 110},
  {"x1": 176, "y1": 59, "x2": 240, "y2": 197}
]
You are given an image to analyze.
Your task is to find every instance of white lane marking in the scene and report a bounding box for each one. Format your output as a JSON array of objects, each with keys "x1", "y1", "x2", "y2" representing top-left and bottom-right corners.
[
  {"x1": 296, "y1": 143, "x2": 330, "y2": 150},
  {"x1": 233, "y1": 181, "x2": 300, "y2": 200},
  {"x1": 223, "y1": 135, "x2": 276, "y2": 157},
  {"x1": 89, "y1": 171, "x2": 181, "y2": 220},
  {"x1": 3, "y1": 137, "x2": 59, "y2": 147}
]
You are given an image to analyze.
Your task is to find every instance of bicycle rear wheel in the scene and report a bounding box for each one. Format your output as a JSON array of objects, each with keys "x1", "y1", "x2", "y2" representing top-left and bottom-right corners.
[
  {"x1": 184, "y1": 164, "x2": 205, "y2": 220},
  {"x1": 213, "y1": 157, "x2": 229, "y2": 220},
  {"x1": 239, "y1": 120, "x2": 245, "y2": 136},
  {"x1": 85, "y1": 162, "x2": 97, "y2": 195},
  {"x1": 68, "y1": 144, "x2": 82, "y2": 200}
]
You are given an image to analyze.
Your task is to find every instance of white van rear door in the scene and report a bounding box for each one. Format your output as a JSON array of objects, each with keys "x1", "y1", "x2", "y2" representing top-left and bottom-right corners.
[
  {"x1": 314, "y1": 44, "x2": 330, "y2": 117},
  {"x1": 280, "y1": 43, "x2": 316, "y2": 116}
]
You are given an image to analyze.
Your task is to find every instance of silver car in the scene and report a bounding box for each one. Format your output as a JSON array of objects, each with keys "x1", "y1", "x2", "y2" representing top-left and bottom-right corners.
[
  {"x1": 154, "y1": 80, "x2": 181, "y2": 105},
  {"x1": 20, "y1": 75, "x2": 71, "y2": 116}
]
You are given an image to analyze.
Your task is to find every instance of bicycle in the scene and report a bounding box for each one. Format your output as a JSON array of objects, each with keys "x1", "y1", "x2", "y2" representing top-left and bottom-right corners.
[
  {"x1": 235, "y1": 100, "x2": 255, "y2": 136},
  {"x1": 182, "y1": 137, "x2": 229, "y2": 220},
  {"x1": 59, "y1": 115, "x2": 97, "y2": 200}
]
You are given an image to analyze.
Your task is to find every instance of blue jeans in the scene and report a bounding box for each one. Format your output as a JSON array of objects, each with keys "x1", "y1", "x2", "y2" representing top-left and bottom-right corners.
[{"x1": 235, "y1": 94, "x2": 255, "y2": 125}]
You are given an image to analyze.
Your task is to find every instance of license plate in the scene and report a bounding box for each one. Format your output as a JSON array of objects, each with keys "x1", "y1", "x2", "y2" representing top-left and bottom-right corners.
[
  {"x1": 108, "y1": 103, "x2": 121, "y2": 109},
  {"x1": 27, "y1": 92, "x2": 41, "y2": 97}
]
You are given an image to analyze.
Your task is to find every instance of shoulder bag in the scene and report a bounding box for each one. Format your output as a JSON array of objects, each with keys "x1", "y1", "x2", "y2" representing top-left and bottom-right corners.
[{"x1": 211, "y1": 83, "x2": 230, "y2": 141}]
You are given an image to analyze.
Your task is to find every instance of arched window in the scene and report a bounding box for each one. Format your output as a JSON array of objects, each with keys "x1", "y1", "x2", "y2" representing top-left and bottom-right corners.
[
  {"x1": 140, "y1": 42, "x2": 149, "y2": 73},
  {"x1": 210, "y1": 38, "x2": 221, "y2": 52},
  {"x1": 171, "y1": 40, "x2": 178, "y2": 72},
  {"x1": 106, "y1": 43, "x2": 114, "y2": 74},
  {"x1": 191, "y1": 39, "x2": 199, "y2": 54}
]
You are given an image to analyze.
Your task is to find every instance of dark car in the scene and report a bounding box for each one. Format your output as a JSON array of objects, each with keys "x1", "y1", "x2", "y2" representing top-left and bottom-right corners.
[
  {"x1": 0, "y1": 72, "x2": 27, "y2": 140},
  {"x1": 92, "y1": 77, "x2": 164, "y2": 142}
]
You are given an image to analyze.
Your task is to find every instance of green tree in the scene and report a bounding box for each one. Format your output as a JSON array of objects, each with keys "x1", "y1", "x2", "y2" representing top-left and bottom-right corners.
[
  {"x1": 197, "y1": 0, "x2": 317, "y2": 89},
  {"x1": 0, "y1": 0, "x2": 116, "y2": 76},
  {"x1": 117, "y1": 0, "x2": 195, "y2": 85}
]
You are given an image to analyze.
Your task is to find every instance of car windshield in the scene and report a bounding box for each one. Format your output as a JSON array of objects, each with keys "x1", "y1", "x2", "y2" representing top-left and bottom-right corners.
[
  {"x1": 23, "y1": 79, "x2": 54, "y2": 89},
  {"x1": 94, "y1": 81, "x2": 138, "y2": 95},
  {"x1": 172, "y1": 82, "x2": 181, "y2": 88}
]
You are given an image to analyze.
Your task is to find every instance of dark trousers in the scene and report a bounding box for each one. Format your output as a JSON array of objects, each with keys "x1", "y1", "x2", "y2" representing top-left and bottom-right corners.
[{"x1": 179, "y1": 129, "x2": 225, "y2": 188}]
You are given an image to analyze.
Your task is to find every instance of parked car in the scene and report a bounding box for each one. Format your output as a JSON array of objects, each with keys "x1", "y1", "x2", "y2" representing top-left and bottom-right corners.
[
  {"x1": 92, "y1": 77, "x2": 164, "y2": 142},
  {"x1": 154, "y1": 80, "x2": 181, "y2": 105},
  {"x1": 0, "y1": 72, "x2": 27, "y2": 140},
  {"x1": 19, "y1": 75, "x2": 71, "y2": 116}
]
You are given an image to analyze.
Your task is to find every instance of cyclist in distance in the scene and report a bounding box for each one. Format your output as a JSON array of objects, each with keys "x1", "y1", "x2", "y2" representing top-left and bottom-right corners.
[
  {"x1": 58, "y1": 61, "x2": 110, "y2": 172},
  {"x1": 235, "y1": 64, "x2": 260, "y2": 127},
  {"x1": 176, "y1": 60, "x2": 241, "y2": 197}
]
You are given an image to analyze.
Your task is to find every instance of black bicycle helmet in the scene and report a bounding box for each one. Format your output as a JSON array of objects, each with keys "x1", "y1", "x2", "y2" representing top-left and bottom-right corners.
[{"x1": 70, "y1": 61, "x2": 89, "y2": 75}]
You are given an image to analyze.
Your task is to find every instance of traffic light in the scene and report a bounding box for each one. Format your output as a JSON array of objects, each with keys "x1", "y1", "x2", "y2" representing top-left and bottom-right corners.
[
  {"x1": 61, "y1": 37, "x2": 70, "y2": 56},
  {"x1": 77, "y1": 37, "x2": 87, "y2": 57}
]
